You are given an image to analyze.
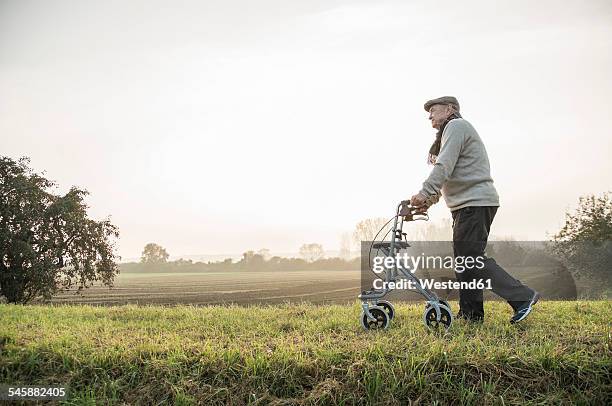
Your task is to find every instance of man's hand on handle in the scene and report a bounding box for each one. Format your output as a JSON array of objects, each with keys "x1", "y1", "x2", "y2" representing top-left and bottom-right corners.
[
  {"x1": 410, "y1": 191, "x2": 441, "y2": 211},
  {"x1": 410, "y1": 192, "x2": 428, "y2": 210}
]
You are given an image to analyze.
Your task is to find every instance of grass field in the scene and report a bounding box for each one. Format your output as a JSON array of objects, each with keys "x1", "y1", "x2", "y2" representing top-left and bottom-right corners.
[{"x1": 1, "y1": 300, "x2": 610, "y2": 405}]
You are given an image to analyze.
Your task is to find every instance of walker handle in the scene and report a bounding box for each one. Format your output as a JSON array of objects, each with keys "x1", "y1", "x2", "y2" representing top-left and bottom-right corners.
[
  {"x1": 399, "y1": 200, "x2": 412, "y2": 216},
  {"x1": 400, "y1": 200, "x2": 429, "y2": 219}
]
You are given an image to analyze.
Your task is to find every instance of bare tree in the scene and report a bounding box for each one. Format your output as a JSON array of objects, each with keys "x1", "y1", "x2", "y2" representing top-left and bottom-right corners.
[
  {"x1": 339, "y1": 232, "x2": 353, "y2": 259},
  {"x1": 352, "y1": 217, "x2": 393, "y2": 246},
  {"x1": 299, "y1": 243, "x2": 324, "y2": 262},
  {"x1": 413, "y1": 218, "x2": 453, "y2": 241}
]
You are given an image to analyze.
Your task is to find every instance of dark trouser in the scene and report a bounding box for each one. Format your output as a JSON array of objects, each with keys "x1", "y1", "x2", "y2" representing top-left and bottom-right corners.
[{"x1": 452, "y1": 206, "x2": 535, "y2": 321}]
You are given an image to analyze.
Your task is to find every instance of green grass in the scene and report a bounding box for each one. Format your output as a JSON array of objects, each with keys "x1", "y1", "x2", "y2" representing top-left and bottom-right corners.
[{"x1": 0, "y1": 301, "x2": 610, "y2": 405}]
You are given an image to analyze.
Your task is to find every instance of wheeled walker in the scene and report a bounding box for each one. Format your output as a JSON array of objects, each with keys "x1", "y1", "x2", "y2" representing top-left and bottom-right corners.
[{"x1": 359, "y1": 200, "x2": 453, "y2": 331}]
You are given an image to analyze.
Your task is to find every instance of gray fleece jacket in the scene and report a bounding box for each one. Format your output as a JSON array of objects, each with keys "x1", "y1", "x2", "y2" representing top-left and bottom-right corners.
[{"x1": 419, "y1": 118, "x2": 500, "y2": 212}]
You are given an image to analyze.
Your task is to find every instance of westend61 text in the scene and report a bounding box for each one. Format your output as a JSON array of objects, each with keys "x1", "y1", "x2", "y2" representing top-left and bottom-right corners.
[{"x1": 373, "y1": 278, "x2": 493, "y2": 291}]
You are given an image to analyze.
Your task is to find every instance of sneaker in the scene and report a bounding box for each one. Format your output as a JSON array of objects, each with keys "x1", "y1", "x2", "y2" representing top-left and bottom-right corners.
[{"x1": 510, "y1": 291, "x2": 540, "y2": 324}]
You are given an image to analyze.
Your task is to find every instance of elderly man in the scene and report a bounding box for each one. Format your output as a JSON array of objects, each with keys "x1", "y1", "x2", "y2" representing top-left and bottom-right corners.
[{"x1": 410, "y1": 96, "x2": 539, "y2": 324}]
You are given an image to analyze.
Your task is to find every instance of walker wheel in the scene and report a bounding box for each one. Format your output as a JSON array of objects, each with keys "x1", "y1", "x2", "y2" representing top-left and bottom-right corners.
[
  {"x1": 360, "y1": 306, "x2": 390, "y2": 330},
  {"x1": 376, "y1": 300, "x2": 395, "y2": 320},
  {"x1": 426, "y1": 300, "x2": 451, "y2": 313},
  {"x1": 423, "y1": 304, "x2": 453, "y2": 330}
]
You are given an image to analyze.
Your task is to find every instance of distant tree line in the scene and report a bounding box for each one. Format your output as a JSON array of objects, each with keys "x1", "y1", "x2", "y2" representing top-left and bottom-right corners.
[{"x1": 124, "y1": 242, "x2": 359, "y2": 273}]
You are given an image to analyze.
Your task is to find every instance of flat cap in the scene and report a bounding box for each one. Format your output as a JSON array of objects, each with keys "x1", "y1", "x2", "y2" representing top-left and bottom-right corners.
[{"x1": 424, "y1": 96, "x2": 460, "y2": 112}]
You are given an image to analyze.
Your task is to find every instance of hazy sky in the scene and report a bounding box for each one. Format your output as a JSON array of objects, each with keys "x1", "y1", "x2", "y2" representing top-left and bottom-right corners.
[{"x1": 2, "y1": 0, "x2": 611, "y2": 260}]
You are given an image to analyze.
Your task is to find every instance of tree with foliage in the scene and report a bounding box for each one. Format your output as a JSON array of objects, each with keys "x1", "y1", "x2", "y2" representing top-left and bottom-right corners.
[
  {"x1": 172, "y1": 258, "x2": 192, "y2": 267},
  {"x1": 554, "y1": 192, "x2": 612, "y2": 242},
  {"x1": 257, "y1": 248, "x2": 271, "y2": 261},
  {"x1": 0, "y1": 156, "x2": 120, "y2": 304},
  {"x1": 239, "y1": 250, "x2": 265, "y2": 269},
  {"x1": 140, "y1": 243, "x2": 169, "y2": 264},
  {"x1": 299, "y1": 243, "x2": 324, "y2": 262},
  {"x1": 552, "y1": 192, "x2": 612, "y2": 297}
]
